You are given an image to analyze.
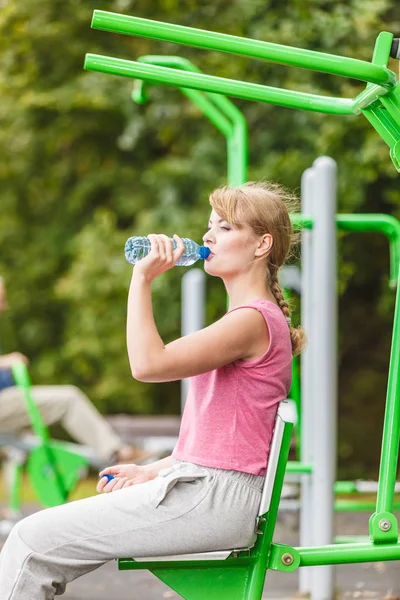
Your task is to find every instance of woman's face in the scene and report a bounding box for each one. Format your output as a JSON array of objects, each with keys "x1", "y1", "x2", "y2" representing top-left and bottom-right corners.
[{"x1": 202, "y1": 209, "x2": 262, "y2": 278}]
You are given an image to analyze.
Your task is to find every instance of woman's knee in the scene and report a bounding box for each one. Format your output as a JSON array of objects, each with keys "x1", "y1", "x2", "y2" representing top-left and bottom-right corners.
[{"x1": 10, "y1": 510, "x2": 56, "y2": 554}]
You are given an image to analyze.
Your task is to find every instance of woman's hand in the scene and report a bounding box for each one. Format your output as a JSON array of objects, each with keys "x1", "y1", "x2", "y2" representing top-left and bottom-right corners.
[
  {"x1": 0, "y1": 352, "x2": 29, "y2": 369},
  {"x1": 96, "y1": 463, "x2": 157, "y2": 493},
  {"x1": 133, "y1": 234, "x2": 185, "y2": 283}
]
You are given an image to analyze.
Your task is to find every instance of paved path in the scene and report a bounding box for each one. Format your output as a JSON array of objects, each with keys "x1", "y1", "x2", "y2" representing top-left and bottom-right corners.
[{"x1": 1, "y1": 506, "x2": 399, "y2": 599}]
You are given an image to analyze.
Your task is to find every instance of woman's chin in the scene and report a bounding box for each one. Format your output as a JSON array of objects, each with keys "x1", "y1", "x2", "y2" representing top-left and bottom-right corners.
[{"x1": 204, "y1": 260, "x2": 217, "y2": 274}]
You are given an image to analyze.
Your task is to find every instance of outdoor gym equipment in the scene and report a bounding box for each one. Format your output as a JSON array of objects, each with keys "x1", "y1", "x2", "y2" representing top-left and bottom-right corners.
[
  {"x1": 83, "y1": 12, "x2": 400, "y2": 600},
  {"x1": 131, "y1": 55, "x2": 400, "y2": 517},
  {"x1": 0, "y1": 363, "x2": 97, "y2": 519},
  {"x1": 84, "y1": 12, "x2": 400, "y2": 172}
]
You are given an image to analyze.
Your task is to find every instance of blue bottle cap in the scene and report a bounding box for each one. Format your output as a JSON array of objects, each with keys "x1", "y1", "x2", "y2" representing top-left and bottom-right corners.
[
  {"x1": 199, "y1": 246, "x2": 211, "y2": 259},
  {"x1": 102, "y1": 474, "x2": 115, "y2": 483}
]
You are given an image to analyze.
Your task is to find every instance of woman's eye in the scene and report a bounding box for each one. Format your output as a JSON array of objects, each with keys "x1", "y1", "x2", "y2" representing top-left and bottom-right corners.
[{"x1": 205, "y1": 225, "x2": 230, "y2": 232}]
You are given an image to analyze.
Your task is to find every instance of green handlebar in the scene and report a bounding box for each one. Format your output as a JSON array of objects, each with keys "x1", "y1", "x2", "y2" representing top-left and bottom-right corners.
[
  {"x1": 291, "y1": 213, "x2": 400, "y2": 288},
  {"x1": 90, "y1": 11, "x2": 397, "y2": 89},
  {"x1": 85, "y1": 54, "x2": 357, "y2": 116},
  {"x1": 84, "y1": 14, "x2": 400, "y2": 170}
]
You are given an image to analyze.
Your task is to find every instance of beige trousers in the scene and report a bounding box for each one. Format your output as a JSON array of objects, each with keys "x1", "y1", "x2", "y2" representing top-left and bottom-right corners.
[{"x1": 0, "y1": 385, "x2": 122, "y2": 460}]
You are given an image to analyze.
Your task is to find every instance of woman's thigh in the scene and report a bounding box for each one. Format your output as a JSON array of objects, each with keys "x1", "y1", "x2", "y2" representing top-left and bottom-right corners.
[
  {"x1": 14, "y1": 461, "x2": 261, "y2": 562},
  {"x1": 15, "y1": 466, "x2": 217, "y2": 562}
]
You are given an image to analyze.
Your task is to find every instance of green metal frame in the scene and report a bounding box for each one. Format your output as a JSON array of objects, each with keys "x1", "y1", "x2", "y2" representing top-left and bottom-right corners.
[
  {"x1": 6, "y1": 363, "x2": 89, "y2": 508},
  {"x1": 83, "y1": 12, "x2": 400, "y2": 595},
  {"x1": 133, "y1": 55, "x2": 247, "y2": 186},
  {"x1": 84, "y1": 12, "x2": 400, "y2": 171},
  {"x1": 118, "y1": 419, "x2": 293, "y2": 600},
  {"x1": 289, "y1": 213, "x2": 400, "y2": 515}
]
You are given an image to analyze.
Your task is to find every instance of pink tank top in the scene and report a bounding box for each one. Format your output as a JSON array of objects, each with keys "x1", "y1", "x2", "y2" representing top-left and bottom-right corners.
[{"x1": 173, "y1": 299, "x2": 293, "y2": 476}]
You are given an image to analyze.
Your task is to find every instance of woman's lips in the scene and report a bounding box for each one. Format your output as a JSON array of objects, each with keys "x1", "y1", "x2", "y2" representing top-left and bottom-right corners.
[{"x1": 206, "y1": 252, "x2": 214, "y2": 260}]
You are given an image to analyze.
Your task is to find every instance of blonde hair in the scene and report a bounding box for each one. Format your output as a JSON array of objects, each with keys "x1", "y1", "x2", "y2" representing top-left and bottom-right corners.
[{"x1": 209, "y1": 181, "x2": 306, "y2": 356}]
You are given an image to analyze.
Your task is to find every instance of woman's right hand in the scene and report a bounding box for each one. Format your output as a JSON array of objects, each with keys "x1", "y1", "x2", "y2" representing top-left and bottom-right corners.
[{"x1": 96, "y1": 463, "x2": 156, "y2": 493}]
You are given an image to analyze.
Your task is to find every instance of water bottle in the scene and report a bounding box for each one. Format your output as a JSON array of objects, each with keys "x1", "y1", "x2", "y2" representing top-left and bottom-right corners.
[{"x1": 124, "y1": 236, "x2": 210, "y2": 267}]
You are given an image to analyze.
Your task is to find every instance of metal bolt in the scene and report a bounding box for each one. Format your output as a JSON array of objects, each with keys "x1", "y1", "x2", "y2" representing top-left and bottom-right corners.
[
  {"x1": 379, "y1": 519, "x2": 391, "y2": 531},
  {"x1": 281, "y1": 553, "x2": 294, "y2": 566}
]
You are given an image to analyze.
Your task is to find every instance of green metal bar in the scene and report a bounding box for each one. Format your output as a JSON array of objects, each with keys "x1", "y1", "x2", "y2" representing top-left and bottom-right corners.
[
  {"x1": 358, "y1": 27, "x2": 400, "y2": 173},
  {"x1": 297, "y1": 541, "x2": 400, "y2": 566},
  {"x1": 285, "y1": 461, "x2": 312, "y2": 474},
  {"x1": 84, "y1": 55, "x2": 356, "y2": 116},
  {"x1": 10, "y1": 362, "x2": 69, "y2": 501},
  {"x1": 292, "y1": 213, "x2": 400, "y2": 288},
  {"x1": 135, "y1": 57, "x2": 233, "y2": 138},
  {"x1": 134, "y1": 56, "x2": 247, "y2": 185},
  {"x1": 353, "y1": 32, "x2": 395, "y2": 110},
  {"x1": 91, "y1": 12, "x2": 397, "y2": 89},
  {"x1": 282, "y1": 287, "x2": 301, "y2": 459},
  {"x1": 119, "y1": 555, "x2": 253, "y2": 571},
  {"x1": 374, "y1": 263, "x2": 400, "y2": 515},
  {"x1": 336, "y1": 214, "x2": 400, "y2": 288},
  {"x1": 362, "y1": 103, "x2": 400, "y2": 149},
  {"x1": 11, "y1": 363, "x2": 50, "y2": 442},
  {"x1": 335, "y1": 500, "x2": 400, "y2": 512},
  {"x1": 248, "y1": 420, "x2": 294, "y2": 596},
  {"x1": 352, "y1": 84, "x2": 389, "y2": 113}
]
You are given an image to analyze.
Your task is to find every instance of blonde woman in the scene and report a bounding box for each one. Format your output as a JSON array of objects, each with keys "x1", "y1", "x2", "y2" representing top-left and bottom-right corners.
[{"x1": 0, "y1": 182, "x2": 305, "y2": 599}]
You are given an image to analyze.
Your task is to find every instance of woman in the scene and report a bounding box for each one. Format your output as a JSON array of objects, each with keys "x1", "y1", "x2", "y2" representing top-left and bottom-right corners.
[{"x1": 0, "y1": 181, "x2": 305, "y2": 599}]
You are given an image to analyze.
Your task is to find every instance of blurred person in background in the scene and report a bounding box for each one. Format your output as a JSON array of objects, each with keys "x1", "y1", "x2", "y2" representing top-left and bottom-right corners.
[{"x1": 0, "y1": 276, "x2": 148, "y2": 465}]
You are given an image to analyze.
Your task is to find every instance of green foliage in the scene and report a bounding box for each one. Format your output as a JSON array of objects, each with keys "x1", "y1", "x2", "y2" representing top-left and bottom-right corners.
[{"x1": 0, "y1": 0, "x2": 400, "y2": 476}]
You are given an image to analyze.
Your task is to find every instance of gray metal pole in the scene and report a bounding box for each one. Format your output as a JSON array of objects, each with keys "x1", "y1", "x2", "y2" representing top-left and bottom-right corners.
[
  {"x1": 181, "y1": 269, "x2": 206, "y2": 411},
  {"x1": 311, "y1": 156, "x2": 337, "y2": 600},
  {"x1": 299, "y1": 166, "x2": 316, "y2": 595}
]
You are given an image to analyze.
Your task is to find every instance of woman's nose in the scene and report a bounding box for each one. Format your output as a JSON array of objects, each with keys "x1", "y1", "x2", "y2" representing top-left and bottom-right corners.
[{"x1": 202, "y1": 230, "x2": 213, "y2": 244}]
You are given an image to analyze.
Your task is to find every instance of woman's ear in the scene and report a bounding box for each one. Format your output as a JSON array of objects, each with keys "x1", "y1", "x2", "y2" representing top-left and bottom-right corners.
[{"x1": 255, "y1": 233, "x2": 273, "y2": 258}]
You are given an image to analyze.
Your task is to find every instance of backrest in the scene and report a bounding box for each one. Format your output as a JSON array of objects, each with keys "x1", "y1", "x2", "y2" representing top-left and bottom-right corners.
[{"x1": 259, "y1": 402, "x2": 293, "y2": 516}]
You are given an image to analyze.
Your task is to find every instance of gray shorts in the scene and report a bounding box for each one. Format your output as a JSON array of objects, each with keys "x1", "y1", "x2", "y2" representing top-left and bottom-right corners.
[{"x1": 0, "y1": 460, "x2": 265, "y2": 599}]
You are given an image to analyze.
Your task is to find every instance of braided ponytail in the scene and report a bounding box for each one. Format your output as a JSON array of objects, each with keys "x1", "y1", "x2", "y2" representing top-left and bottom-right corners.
[{"x1": 269, "y1": 268, "x2": 305, "y2": 357}]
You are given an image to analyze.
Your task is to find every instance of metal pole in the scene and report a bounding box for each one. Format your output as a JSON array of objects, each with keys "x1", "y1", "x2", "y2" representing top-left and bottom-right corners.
[
  {"x1": 299, "y1": 166, "x2": 316, "y2": 595},
  {"x1": 181, "y1": 269, "x2": 206, "y2": 410},
  {"x1": 311, "y1": 156, "x2": 337, "y2": 600}
]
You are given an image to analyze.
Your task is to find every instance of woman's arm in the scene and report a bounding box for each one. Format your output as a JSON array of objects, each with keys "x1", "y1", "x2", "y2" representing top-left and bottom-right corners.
[
  {"x1": 142, "y1": 455, "x2": 173, "y2": 478},
  {"x1": 127, "y1": 275, "x2": 269, "y2": 382},
  {"x1": 126, "y1": 233, "x2": 270, "y2": 383},
  {"x1": 126, "y1": 269, "x2": 165, "y2": 379}
]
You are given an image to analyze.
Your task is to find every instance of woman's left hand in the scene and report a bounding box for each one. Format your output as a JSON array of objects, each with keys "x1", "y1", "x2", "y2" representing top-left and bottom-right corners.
[{"x1": 133, "y1": 234, "x2": 185, "y2": 282}]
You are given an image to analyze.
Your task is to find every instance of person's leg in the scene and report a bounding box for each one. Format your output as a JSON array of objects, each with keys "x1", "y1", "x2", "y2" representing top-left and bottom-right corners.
[
  {"x1": 0, "y1": 463, "x2": 263, "y2": 600},
  {"x1": 0, "y1": 386, "x2": 144, "y2": 462}
]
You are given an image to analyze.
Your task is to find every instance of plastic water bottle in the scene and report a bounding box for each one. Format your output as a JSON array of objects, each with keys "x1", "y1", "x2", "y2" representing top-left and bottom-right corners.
[{"x1": 124, "y1": 236, "x2": 210, "y2": 266}]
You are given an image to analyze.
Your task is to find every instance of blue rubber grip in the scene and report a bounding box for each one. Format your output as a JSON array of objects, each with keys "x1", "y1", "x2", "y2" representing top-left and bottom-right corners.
[{"x1": 102, "y1": 474, "x2": 115, "y2": 483}]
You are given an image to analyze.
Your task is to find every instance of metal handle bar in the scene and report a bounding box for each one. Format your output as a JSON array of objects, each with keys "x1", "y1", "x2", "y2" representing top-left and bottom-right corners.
[{"x1": 91, "y1": 11, "x2": 397, "y2": 89}]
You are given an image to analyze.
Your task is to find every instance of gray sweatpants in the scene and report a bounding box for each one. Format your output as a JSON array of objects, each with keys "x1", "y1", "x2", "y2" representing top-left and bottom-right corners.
[
  {"x1": 0, "y1": 385, "x2": 122, "y2": 460},
  {"x1": 0, "y1": 460, "x2": 264, "y2": 600}
]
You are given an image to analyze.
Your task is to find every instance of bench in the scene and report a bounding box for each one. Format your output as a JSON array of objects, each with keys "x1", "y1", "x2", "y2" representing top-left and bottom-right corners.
[{"x1": 117, "y1": 403, "x2": 294, "y2": 600}]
